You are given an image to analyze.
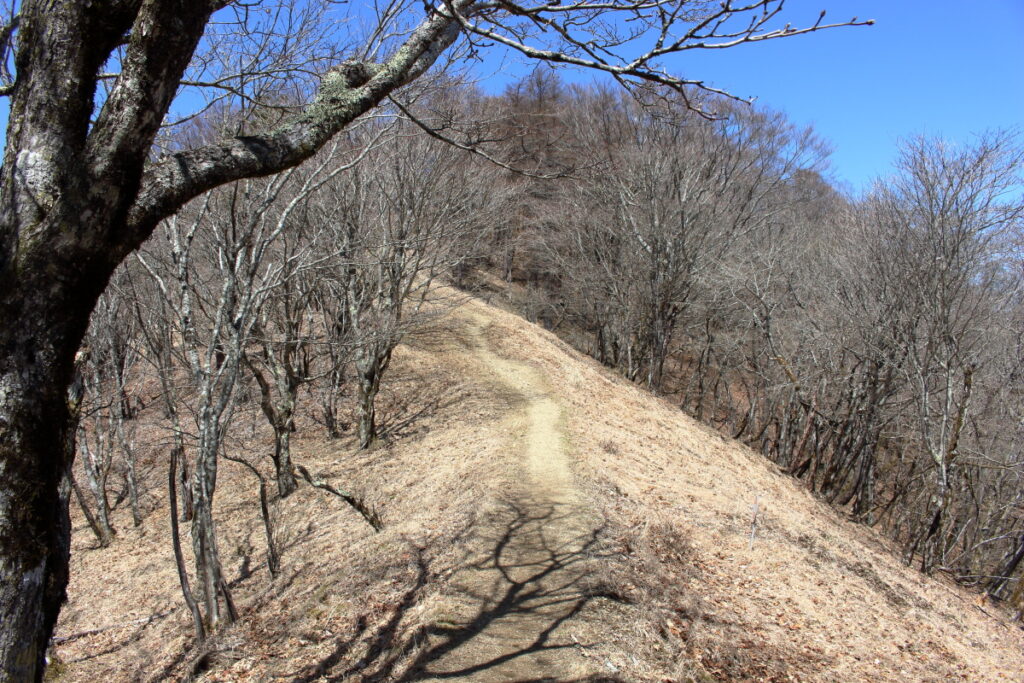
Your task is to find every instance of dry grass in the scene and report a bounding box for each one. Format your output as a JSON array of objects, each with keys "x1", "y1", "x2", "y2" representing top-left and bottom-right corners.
[
  {"x1": 50, "y1": 290, "x2": 1024, "y2": 682},
  {"x1": 52, "y1": 307, "x2": 517, "y2": 681},
  {"x1": 476, "y1": 297, "x2": 1024, "y2": 681}
]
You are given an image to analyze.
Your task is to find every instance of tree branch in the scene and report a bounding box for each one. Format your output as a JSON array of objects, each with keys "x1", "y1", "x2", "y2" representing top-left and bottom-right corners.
[
  {"x1": 390, "y1": 94, "x2": 572, "y2": 179},
  {"x1": 296, "y1": 465, "x2": 383, "y2": 531},
  {"x1": 124, "y1": 5, "x2": 466, "y2": 249}
]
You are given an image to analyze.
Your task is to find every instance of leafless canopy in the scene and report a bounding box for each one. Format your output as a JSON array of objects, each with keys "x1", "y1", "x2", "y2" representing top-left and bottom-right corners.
[
  {"x1": 0, "y1": 0, "x2": 873, "y2": 679},
  {"x1": 441, "y1": 0, "x2": 871, "y2": 111}
]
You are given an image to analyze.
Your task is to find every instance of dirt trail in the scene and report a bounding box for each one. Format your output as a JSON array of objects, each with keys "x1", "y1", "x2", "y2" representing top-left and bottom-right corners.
[{"x1": 409, "y1": 310, "x2": 610, "y2": 682}]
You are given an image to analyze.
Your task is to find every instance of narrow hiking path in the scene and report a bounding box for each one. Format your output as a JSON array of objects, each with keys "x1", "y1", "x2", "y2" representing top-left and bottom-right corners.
[{"x1": 408, "y1": 309, "x2": 612, "y2": 682}]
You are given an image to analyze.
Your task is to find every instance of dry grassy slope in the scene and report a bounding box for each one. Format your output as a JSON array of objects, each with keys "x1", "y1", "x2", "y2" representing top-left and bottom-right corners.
[
  {"x1": 50, "y1": 291, "x2": 1024, "y2": 682},
  {"x1": 476, "y1": 297, "x2": 1024, "y2": 682}
]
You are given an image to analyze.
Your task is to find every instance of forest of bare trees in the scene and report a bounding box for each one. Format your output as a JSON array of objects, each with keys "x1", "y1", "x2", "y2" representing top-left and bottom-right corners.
[
  {"x1": 64, "y1": 70, "x2": 1024, "y2": 660},
  {"x1": 466, "y1": 70, "x2": 1024, "y2": 599},
  {"x1": 10, "y1": 0, "x2": 1024, "y2": 678},
  {"x1": 66, "y1": 115, "x2": 502, "y2": 643}
]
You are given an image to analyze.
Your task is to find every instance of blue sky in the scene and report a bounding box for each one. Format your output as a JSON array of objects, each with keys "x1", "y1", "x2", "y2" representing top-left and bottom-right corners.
[
  {"x1": 644, "y1": 0, "x2": 1024, "y2": 194},
  {"x1": 2, "y1": 1, "x2": 1019, "y2": 196},
  {"x1": 473, "y1": 1, "x2": 1024, "y2": 195}
]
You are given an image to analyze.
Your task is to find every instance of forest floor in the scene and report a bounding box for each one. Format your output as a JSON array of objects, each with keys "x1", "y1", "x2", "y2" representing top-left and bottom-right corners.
[{"x1": 50, "y1": 288, "x2": 1024, "y2": 682}]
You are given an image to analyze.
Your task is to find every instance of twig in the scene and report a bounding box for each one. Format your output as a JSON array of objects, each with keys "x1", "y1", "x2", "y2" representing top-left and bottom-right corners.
[
  {"x1": 296, "y1": 464, "x2": 383, "y2": 531},
  {"x1": 51, "y1": 609, "x2": 176, "y2": 645},
  {"x1": 749, "y1": 495, "x2": 761, "y2": 550}
]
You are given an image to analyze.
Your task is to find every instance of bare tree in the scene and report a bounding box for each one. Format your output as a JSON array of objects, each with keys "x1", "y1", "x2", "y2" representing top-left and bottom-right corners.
[
  {"x1": 137, "y1": 149, "x2": 352, "y2": 636},
  {"x1": 686, "y1": 132, "x2": 1024, "y2": 576},
  {"x1": 241, "y1": 153, "x2": 354, "y2": 496},
  {"x1": 243, "y1": 242, "x2": 318, "y2": 498},
  {"x1": 876, "y1": 134, "x2": 1024, "y2": 572},
  {"x1": 0, "y1": 0, "x2": 870, "y2": 675},
  {"x1": 330, "y1": 126, "x2": 499, "y2": 448},
  {"x1": 558, "y1": 90, "x2": 826, "y2": 390}
]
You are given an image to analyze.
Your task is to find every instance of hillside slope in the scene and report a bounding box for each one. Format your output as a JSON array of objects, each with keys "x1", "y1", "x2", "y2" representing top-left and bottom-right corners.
[{"x1": 51, "y1": 292, "x2": 1024, "y2": 681}]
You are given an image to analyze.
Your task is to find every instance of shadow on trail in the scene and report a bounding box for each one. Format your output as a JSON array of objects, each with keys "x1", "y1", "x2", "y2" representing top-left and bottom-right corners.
[
  {"x1": 400, "y1": 497, "x2": 625, "y2": 682},
  {"x1": 398, "y1": 501, "x2": 606, "y2": 679},
  {"x1": 291, "y1": 499, "x2": 626, "y2": 682}
]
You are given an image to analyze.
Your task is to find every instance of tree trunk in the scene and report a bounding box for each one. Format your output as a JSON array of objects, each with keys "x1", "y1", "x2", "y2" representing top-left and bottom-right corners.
[
  {"x1": 71, "y1": 476, "x2": 114, "y2": 548},
  {"x1": 0, "y1": 0, "x2": 462, "y2": 674},
  {"x1": 0, "y1": 339, "x2": 78, "y2": 681},
  {"x1": 356, "y1": 354, "x2": 384, "y2": 450},
  {"x1": 322, "y1": 399, "x2": 342, "y2": 439},
  {"x1": 116, "y1": 420, "x2": 143, "y2": 527},
  {"x1": 257, "y1": 477, "x2": 281, "y2": 577},
  {"x1": 244, "y1": 356, "x2": 300, "y2": 498},
  {"x1": 190, "y1": 437, "x2": 231, "y2": 633},
  {"x1": 169, "y1": 447, "x2": 206, "y2": 644},
  {"x1": 79, "y1": 443, "x2": 116, "y2": 545},
  {"x1": 988, "y1": 534, "x2": 1024, "y2": 598},
  {"x1": 272, "y1": 427, "x2": 298, "y2": 498},
  {"x1": 851, "y1": 445, "x2": 877, "y2": 523},
  {"x1": 0, "y1": 2, "x2": 211, "y2": 674},
  {"x1": 124, "y1": 456, "x2": 143, "y2": 528},
  {"x1": 357, "y1": 375, "x2": 380, "y2": 450},
  {"x1": 191, "y1": 497, "x2": 228, "y2": 631},
  {"x1": 177, "y1": 449, "x2": 194, "y2": 523}
]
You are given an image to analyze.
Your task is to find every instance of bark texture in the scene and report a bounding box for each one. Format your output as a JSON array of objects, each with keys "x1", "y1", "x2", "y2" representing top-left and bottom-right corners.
[{"x1": 0, "y1": 1, "x2": 462, "y2": 678}]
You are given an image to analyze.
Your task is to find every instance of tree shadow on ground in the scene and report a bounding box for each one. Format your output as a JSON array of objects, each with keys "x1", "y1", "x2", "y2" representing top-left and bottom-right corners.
[
  {"x1": 290, "y1": 547, "x2": 430, "y2": 683},
  {"x1": 376, "y1": 375, "x2": 461, "y2": 443},
  {"x1": 293, "y1": 498, "x2": 628, "y2": 682}
]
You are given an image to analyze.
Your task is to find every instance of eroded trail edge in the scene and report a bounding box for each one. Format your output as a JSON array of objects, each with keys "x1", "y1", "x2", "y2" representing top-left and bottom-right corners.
[{"x1": 409, "y1": 311, "x2": 609, "y2": 682}]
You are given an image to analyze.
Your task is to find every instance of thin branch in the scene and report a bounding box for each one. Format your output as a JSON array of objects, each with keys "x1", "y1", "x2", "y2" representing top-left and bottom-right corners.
[
  {"x1": 390, "y1": 95, "x2": 571, "y2": 179},
  {"x1": 296, "y1": 464, "x2": 382, "y2": 531},
  {"x1": 50, "y1": 609, "x2": 177, "y2": 645}
]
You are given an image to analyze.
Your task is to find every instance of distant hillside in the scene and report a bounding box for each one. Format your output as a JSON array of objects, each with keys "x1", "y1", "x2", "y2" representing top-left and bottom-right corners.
[{"x1": 52, "y1": 291, "x2": 1024, "y2": 681}]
